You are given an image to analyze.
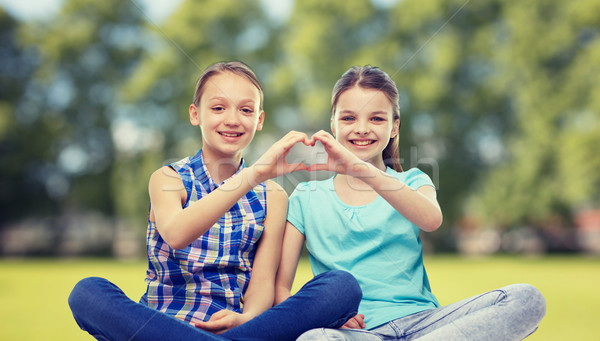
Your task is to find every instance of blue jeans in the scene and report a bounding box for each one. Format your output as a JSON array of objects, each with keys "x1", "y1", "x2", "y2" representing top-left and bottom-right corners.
[
  {"x1": 68, "y1": 270, "x2": 361, "y2": 341},
  {"x1": 297, "y1": 284, "x2": 546, "y2": 340}
]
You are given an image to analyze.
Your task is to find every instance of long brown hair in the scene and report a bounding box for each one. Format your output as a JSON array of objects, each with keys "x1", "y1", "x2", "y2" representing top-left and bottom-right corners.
[
  {"x1": 192, "y1": 61, "x2": 264, "y2": 110},
  {"x1": 331, "y1": 65, "x2": 402, "y2": 172}
]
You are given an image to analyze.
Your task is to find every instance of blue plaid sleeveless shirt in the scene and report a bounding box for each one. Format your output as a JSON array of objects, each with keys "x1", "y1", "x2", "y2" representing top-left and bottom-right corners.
[{"x1": 140, "y1": 149, "x2": 267, "y2": 324}]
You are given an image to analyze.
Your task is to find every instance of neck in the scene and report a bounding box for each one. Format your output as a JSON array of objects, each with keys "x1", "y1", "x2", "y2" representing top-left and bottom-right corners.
[
  {"x1": 364, "y1": 155, "x2": 387, "y2": 172},
  {"x1": 201, "y1": 149, "x2": 242, "y2": 183},
  {"x1": 335, "y1": 157, "x2": 386, "y2": 190}
]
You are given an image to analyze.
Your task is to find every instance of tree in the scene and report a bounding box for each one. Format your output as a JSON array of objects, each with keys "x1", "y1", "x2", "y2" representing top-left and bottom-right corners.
[
  {"x1": 1, "y1": 0, "x2": 147, "y2": 255},
  {"x1": 466, "y1": 0, "x2": 600, "y2": 228},
  {"x1": 0, "y1": 8, "x2": 51, "y2": 222}
]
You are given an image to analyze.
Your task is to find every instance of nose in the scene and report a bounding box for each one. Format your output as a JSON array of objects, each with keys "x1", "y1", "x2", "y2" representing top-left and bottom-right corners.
[
  {"x1": 354, "y1": 119, "x2": 370, "y2": 136},
  {"x1": 223, "y1": 109, "x2": 240, "y2": 126}
]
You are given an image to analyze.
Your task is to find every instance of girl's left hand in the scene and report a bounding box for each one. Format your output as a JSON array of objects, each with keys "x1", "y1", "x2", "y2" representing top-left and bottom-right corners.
[
  {"x1": 248, "y1": 130, "x2": 312, "y2": 184},
  {"x1": 307, "y1": 130, "x2": 368, "y2": 177},
  {"x1": 194, "y1": 310, "x2": 251, "y2": 334}
]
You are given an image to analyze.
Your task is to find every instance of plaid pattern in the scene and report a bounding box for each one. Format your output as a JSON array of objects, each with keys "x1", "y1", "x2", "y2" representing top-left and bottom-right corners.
[{"x1": 140, "y1": 149, "x2": 267, "y2": 324}]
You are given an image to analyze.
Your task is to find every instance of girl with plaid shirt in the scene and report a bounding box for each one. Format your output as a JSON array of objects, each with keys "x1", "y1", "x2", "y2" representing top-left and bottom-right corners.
[{"x1": 68, "y1": 61, "x2": 361, "y2": 341}]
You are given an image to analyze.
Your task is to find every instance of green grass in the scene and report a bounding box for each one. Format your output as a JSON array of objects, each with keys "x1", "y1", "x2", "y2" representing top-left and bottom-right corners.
[{"x1": 1, "y1": 255, "x2": 597, "y2": 340}]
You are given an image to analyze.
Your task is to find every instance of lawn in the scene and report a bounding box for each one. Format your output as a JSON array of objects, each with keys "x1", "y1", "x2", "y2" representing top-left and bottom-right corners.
[{"x1": 0, "y1": 255, "x2": 597, "y2": 340}]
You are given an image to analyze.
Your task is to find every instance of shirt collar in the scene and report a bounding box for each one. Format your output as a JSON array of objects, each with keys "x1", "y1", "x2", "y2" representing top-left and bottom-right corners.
[{"x1": 190, "y1": 149, "x2": 245, "y2": 191}]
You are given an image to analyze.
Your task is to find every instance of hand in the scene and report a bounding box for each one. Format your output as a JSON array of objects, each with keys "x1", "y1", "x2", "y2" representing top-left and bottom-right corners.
[
  {"x1": 247, "y1": 131, "x2": 312, "y2": 185},
  {"x1": 307, "y1": 130, "x2": 369, "y2": 177},
  {"x1": 194, "y1": 310, "x2": 251, "y2": 334},
  {"x1": 341, "y1": 314, "x2": 366, "y2": 329}
]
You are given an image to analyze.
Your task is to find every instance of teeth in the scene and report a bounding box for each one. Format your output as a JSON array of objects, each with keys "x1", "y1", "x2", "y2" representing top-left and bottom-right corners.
[
  {"x1": 352, "y1": 140, "x2": 373, "y2": 146},
  {"x1": 221, "y1": 132, "x2": 242, "y2": 137}
]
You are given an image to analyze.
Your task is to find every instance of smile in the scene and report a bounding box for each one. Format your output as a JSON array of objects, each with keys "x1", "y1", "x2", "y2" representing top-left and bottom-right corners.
[
  {"x1": 219, "y1": 132, "x2": 244, "y2": 137},
  {"x1": 350, "y1": 140, "x2": 375, "y2": 146}
]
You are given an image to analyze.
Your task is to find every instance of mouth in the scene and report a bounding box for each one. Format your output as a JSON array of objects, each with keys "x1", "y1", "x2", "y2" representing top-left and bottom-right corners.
[
  {"x1": 219, "y1": 132, "x2": 244, "y2": 138},
  {"x1": 350, "y1": 139, "x2": 376, "y2": 146}
]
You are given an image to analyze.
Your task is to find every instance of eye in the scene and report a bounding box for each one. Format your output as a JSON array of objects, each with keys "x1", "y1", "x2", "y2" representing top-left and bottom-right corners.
[
  {"x1": 212, "y1": 106, "x2": 225, "y2": 112},
  {"x1": 240, "y1": 107, "x2": 254, "y2": 114},
  {"x1": 340, "y1": 116, "x2": 355, "y2": 121},
  {"x1": 371, "y1": 116, "x2": 386, "y2": 122}
]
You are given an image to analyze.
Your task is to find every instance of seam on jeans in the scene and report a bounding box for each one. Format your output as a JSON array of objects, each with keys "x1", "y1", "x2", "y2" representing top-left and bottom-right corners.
[
  {"x1": 494, "y1": 289, "x2": 507, "y2": 305},
  {"x1": 91, "y1": 333, "x2": 111, "y2": 341},
  {"x1": 326, "y1": 328, "x2": 385, "y2": 340},
  {"x1": 388, "y1": 321, "x2": 403, "y2": 339},
  {"x1": 402, "y1": 289, "x2": 505, "y2": 337}
]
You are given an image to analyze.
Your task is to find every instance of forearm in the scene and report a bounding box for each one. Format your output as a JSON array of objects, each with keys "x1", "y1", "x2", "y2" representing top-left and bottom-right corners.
[
  {"x1": 357, "y1": 163, "x2": 442, "y2": 232},
  {"x1": 274, "y1": 284, "x2": 292, "y2": 305},
  {"x1": 241, "y1": 284, "x2": 275, "y2": 319},
  {"x1": 162, "y1": 167, "x2": 258, "y2": 249}
]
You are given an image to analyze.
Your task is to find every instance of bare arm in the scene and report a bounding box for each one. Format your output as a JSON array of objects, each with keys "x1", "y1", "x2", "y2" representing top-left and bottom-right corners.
[
  {"x1": 150, "y1": 131, "x2": 311, "y2": 249},
  {"x1": 195, "y1": 180, "x2": 288, "y2": 333},
  {"x1": 309, "y1": 130, "x2": 442, "y2": 232},
  {"x1": 241, "y1": 180, "x2": 288, "y2": 317},
  {"x1": 354, "y1": 163, "x2": 442, "y2": 232},
  {"x1": 274, "y1": 222, "x2": 306, "y2": 305},
  {"x1": 149, "y1": 166, "x2": 260, "y2": 249}
]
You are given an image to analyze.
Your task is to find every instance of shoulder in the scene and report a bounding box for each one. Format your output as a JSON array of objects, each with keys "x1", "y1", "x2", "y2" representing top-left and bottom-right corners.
[
  {"x1": 264, "y1": 180, "x2": 288, "y2": 221},
  {"x1": 289, "y1": 179, "x2": 331, "y2": 207},
  {"x1": 292, "y1": 178, "x2": 330, "y2": 193},
  {"x1": 149, "y1": 166, "x2": 181, "y2": 187},
  {"x1": 148, "y1": 166, "x2": 186, "y2": 204},
  {"x1": 391, "y1": 167, "x2": 435, "y2": 189},
  {"x1": 265, "y1": 180, "x2": 288, "y2": 203}
]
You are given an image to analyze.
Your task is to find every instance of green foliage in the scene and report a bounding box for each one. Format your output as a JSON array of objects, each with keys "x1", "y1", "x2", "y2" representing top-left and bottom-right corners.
[
  {"x1": 466, "y1": 0, "x2": 600, "y2": 227},
  {"x1": 2, "y1": 0, "x2": 599, "y2": 254}
]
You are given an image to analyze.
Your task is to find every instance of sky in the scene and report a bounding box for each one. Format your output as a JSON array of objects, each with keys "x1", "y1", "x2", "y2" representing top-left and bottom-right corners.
[
  {"x1": 0, "y1": 0, "x2": 183, "y2": 22},
  {"x1": 0, "y1": 0, "x2": 294, "y2": 22}
]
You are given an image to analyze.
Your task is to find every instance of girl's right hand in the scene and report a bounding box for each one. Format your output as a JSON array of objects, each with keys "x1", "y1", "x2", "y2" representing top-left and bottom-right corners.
[
  {"x1": 341, "y1": 314, "x2": 366, "y2": 329},
  {"x1": 307, "y1": 130, "x2": 368, "y2": 177},
  {"x1": 248, "y1": 131, "x2": 312, "y2": 184}
]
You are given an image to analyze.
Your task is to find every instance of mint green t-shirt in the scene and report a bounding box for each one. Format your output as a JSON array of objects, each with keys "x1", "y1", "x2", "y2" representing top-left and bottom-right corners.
[{"x1": 287, "y1": 167, "x2": 439, "y2": 329}]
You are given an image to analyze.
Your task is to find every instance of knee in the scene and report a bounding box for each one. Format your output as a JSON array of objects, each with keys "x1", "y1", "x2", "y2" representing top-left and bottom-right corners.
[
  {"x1": 507, "y1": 283, "x2": 547, "y2": 323},
  {"x1": 68, "y1": 277, "x2": 107, "y2": 314},
  {"x1": 322, "y1": 270, "x2": 362, "y2": 306}
]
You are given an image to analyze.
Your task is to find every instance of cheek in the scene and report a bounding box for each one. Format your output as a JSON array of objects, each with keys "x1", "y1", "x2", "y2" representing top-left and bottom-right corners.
[{"x1": 240, "y1": 115, "x2": 259, "y2": 128}]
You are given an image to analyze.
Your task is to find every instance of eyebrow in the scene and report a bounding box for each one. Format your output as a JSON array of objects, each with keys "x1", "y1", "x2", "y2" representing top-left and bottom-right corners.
[
  {"x1": 338, "y1": 109, "x2": 388, "y2": 116},
  {"x1": 207, "y1": 96, "x2": 256, "y2": 106}
]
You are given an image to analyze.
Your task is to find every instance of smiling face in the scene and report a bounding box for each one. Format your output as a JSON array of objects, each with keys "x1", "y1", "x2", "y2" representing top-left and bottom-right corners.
[
  {"x1": 189, "y1": 71, "x2": 264, "y2": 162},
  {"x1": 331, "y1": 86, "x2": 399, "y2": 169}
]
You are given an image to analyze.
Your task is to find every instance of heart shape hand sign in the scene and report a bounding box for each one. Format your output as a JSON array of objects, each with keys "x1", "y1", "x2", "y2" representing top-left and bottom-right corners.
[{"x1": 249, "y1": 130, "x2": 368, "y2": 185}]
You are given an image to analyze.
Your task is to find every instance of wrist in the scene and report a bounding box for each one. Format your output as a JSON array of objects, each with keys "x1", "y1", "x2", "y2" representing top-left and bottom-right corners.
[
  {"x1": 350, "y1": 160, "x2": 376, "y2": 179},
  {"x1": 244, "y1": 166, "x2": 263, "y2": 187}
]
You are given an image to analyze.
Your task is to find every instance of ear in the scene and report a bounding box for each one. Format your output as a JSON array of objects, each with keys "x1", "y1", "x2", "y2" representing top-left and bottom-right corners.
[
  {"x1": 256, "y1": 111, "x2": 265, "y2": 131},
  {"x1": 189, "y1": 104, "x2": 200, "y2": 126},
  {"x1": 391, "y1": 117, "x2": 400, "y2": 139}
]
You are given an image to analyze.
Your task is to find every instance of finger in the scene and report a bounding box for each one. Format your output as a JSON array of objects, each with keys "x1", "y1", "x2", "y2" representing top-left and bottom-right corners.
[
  {"x1": 341, "y1": 319, "x2": 359, "y2": 329},
  {"x1": 306, "y1": 163, "x2": 330, "y2": 172},
  {"x1": 311, "y1": 133, "x2": 335, "y2": 149},
  {"x1": 280, "y1": 132, "x2": 311, "y2": 151},
  {"x1": 195, "y1": 320, "x2": 227, "y2": 331},
  {"x1": 311, "y1": 130, "x2": 334, "y2": 141},
  {"x1": 286, "y1": 130, "x2": 310, "y2": 143},
  {"x1": 283, "y1": 163, "x2": 309, "y2": 174},
  {"x1": 356, "y1": 315, "x2": 366, "y2": 329}
]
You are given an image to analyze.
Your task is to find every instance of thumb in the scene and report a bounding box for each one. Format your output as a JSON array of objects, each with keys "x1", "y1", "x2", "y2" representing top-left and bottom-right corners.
[{"x1": 307, "y1": 163, "x2": 330, "y2": 172}]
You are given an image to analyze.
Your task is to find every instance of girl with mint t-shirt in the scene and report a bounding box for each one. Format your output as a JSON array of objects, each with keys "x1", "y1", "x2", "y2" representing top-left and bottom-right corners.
[{"x1": 275, "y1": 65, "x2": 546, "y2": 340}]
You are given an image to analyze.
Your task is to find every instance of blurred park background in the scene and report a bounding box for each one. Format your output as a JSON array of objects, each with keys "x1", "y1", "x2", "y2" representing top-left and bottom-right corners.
[{"x1": 1, "y1": 0, "x2": 599, "y2": 339}]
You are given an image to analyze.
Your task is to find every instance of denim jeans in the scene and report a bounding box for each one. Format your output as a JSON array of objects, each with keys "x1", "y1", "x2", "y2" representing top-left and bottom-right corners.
[
  {"x1": 68, "y1": 270, "x2": 361, "y2": 341},
  {"x1": 297, "y1": 283, "x2": 546, "y2": 341}
]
